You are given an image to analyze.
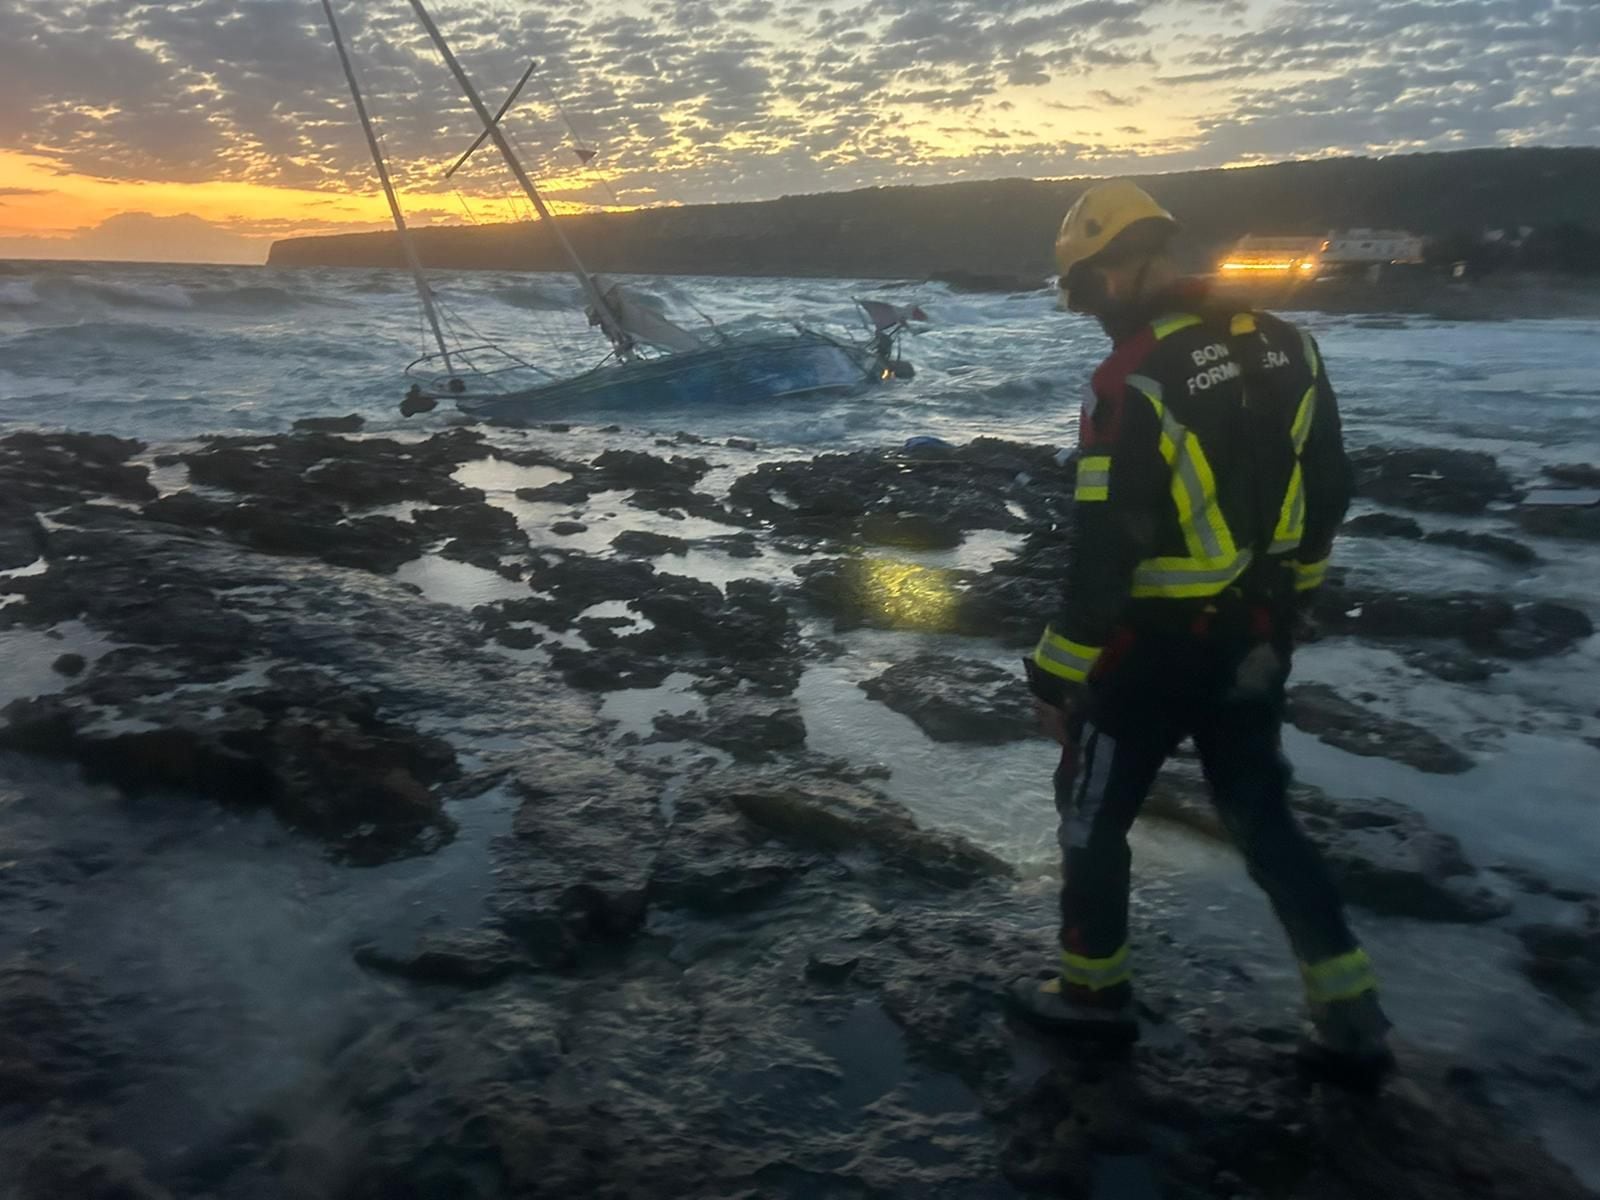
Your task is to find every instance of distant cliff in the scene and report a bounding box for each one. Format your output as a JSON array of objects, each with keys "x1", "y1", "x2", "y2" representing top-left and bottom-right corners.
[{"x1": 266, "y1": 147, "x2": 1600, "y2": 280}]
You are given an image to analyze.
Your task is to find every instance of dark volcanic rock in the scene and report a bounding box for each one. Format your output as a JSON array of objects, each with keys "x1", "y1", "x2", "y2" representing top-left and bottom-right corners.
[
  {"x1": 1545, "y1": 463, "x2": 1600, "y2": 488},
  {"x1": 1422, "y1": 528, "x2": 1538, "y2": 565},
  {"x1": 591, "y1": 449, "x2": 709, "y2": 489},
  {"x1": 547, "y1": 644, "x2": 675, "y2": 691},
  {"x1": 1401, "y1": 646, "x2": 1503, "y2": 683},
  {"x1": 0, "y1": 431, "x2": 155, "y2": 514},
  {"x1": 1146, "y1": 761, "x2": 1507, "y2": 922},
  {"x1": 146, "y1": 490, "x2": 423, "y2": 573},
  {"x1": 708, "y1": 774, "x2": 1012, "y2": 885},
  {"x1": 0, "y1": 506, "x2": 45, "y2": 571},
  {"x1": 611, "y1": 529, "x2": 689, "y2": 557},
  {"x1": 354, "y1": 931, "x2": 524, "y2": 987},
  {"x1": 1349, "y1": 446, "x2": 1517, "y2": 514},
  {"x1": 1314, "y1": 582, "x2": 1591, "y2": 660},
  {"x1": 859, "y1": 654, "x2": 1036, "y2": 744},
  {"x1": 1517, "y1": 504, "x2": 1600, "y2": 541},
  {"x1": 1518, "y1": 910, "x2": 1600, "y2": 1008},
  {"x1": 2, "y1": 659, "x2": 459, "y2": 863},
  {"x1": 182, "y1": 427, "x2": 487, "y2": 508},
  {"x1": 1343, "y1": 513, "x2": 1539, "y2": 564},
  {"x1": 858, "y1": 510, "x2": 964, "y2": 550},
  {"x1": 50, "y1": 654, "x2": 86, "y2": 678},
  {"x1": 549, "y1": 519, "x2": 586, "y2": 536},
  {"x1": 1294, "y1": 789, "x2": 1510, "y2": 922},
  {"x1": 1342, "y1": 512, "x2": 1424, "y2": 539},
  {"x1": 293, "y1": 413, "x2": 364, "y2": 433},
  {"x1": 1287, "y1": 684, "x2": 1473, "y2": 773},
  {"x1": 730, "y1": 442, "x2": 1064, "y2": 546},
  {"x1": 652, "y1": 693, "x2": 807, "y2": 761},
  {"x1": 489, "y1": 757, "x2": 664, "y2": 961}
]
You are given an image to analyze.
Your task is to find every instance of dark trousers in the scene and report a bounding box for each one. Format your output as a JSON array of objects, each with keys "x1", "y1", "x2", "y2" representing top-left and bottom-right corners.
[{"x1": 1055, "y1": 622, "x2": 1360, "y2": 990}]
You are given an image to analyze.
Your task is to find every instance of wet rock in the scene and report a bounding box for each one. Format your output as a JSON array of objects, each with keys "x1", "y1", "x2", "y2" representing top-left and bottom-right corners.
[
  {"x1": 51, "y1": 654, "x2": 86, "y2": 677},
  {"x1": 648, "y1": 786, "x2": 811, "y2": 914},
  {"x1": 1293, "y1": 789, "x2": 1509, "y2": 922},
  {"x1": 0, "y1": 505, "x2": 45, "y2": 571},
  {"x1": 547, "y1": 645, "x2": 674, "y2": 691},
  {"x1": 858, "y1": 510, "x2": 964, "y2": 550},
  {"x1": 1518, "y1": 911, "x2": 1600, "y2": 1007},
  {"x1": 710, "y1": 775, "x2": 1012, "y2": 885},
  {"x1": 730, "y1": 445, "x2": 1048, "y2": 544},
  {"x1": 354, "y1": 931, "x2": 525, "y2": 987},
  {"x1": 1401, "y1": 646, "x2": 1502, "y2": 683},
  {"x1": 0, "y1": 431, "x2": 155, "y2": 513},
  {"x1": 490, "y1": 758, "x2": 664, "y2": 961},
  {"x1": 612, "y1": 529, "x2": 689, "y2": 557},
  {"x1": 182, "y1": 428, "x2": 488, "y2": 509},
  {"x1": 492, "y1": 625, "x2": 542, "y2": 650},
  {"x1": 859, "y1": 655, "x2": 1035, "y2": 744},
  {"x1": 591, "y1": 449, "x2": 709, "y2": 489},
  {"x1": 1545, "y1": 463, "x2": 1600, "y2": 488},
  {"x1": 725, "y1": 436, "x2": 759, "y2": 451},
  {"x1": 530, "y1": 551, "x2": 658, "y2": 615},
  {"x1": 1313, "y1": 583, "x2": 1591, "y2": 660},
  {"x1": 1349, "y1": 446, "x2": 1517, "y2": 515},
  {"x1": 145, "y1": 491, "x2": 423, "y2": 573},
  {"x1": 292, "y1": 413, "x2": 364, "y2": 433},
  {"x1": 412, "y1": 501, "x2": 526, "y2": 561},
  {"x1": 1464, "y1": 601, "x2": 1594, "y2": 659},
  {"x1": 1146, "y1": 760, "x2": 1507, "y2": 923},
  {"x1": 1342, "y1": 512, "x2": 1424, "y2": 539},
  {"x1": 1286, "y1": 684, "x2": 1473, "y2": 773},
  {"x1": 1516, "y1": 504, "x2": 1600, "y2": 541},
  {"x1": 1, "y1": 657, "x2": 459, "y2": 864},
  {"x1": 1422, "y1": 528, "x2": 1537, "y2": 565},
  {"x1": 701, "y1": 531, "x2": 762, "y2": 558},
  {"x1": 805, "y1": 944, "x2": 863, "y2": 984},
  {"x1": 653, "y1": 693, "x2": 807, "y2": 761},
  {"x1": 549, "y1": 520, "x2": 586, "y2": 536}
]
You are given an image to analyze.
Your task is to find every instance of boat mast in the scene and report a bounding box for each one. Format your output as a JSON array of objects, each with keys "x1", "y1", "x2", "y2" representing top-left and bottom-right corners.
[
  {"x1": 405, "y1": 0, "x2": 632, "y2": 358},
  {"x1": 320, "y1": 0, "x2": 456, "y2": 378}
]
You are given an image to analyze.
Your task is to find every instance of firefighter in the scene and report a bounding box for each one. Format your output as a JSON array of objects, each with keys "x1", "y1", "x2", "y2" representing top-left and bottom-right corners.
[{"x1": 1011, "y1": 180, "x2": 1394, "y2": 1083}]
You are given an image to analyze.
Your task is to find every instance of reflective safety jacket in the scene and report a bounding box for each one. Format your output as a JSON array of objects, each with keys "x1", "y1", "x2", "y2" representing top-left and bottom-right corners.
[{"x1": 1032, "y1": 300, "x2": 1352, "y2": 696}]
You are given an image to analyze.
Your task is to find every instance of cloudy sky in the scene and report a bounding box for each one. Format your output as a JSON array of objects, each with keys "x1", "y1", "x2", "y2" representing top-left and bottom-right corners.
[{"x1": 1, "y1": 0, "x2": 1595, "y2": 262}]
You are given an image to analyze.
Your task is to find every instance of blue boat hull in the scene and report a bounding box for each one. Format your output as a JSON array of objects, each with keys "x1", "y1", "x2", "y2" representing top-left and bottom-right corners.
[{"x1": 453, "y1": 331, "x2": 880, "y2": 423}]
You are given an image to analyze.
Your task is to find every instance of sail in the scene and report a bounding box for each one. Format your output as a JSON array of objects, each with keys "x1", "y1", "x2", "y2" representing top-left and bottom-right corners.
[{"x1": 599, "y1": 281, "x2": 706, "y2": 354}]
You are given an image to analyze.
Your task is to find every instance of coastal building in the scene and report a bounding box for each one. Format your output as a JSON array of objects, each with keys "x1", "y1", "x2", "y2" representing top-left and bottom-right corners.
[
  {"x1": 1216, "y1": 228, "x2": 1427, "y2": 280},
  {"x1": 1320, "y1": 229, "x2": 1425, "y2": 268}
]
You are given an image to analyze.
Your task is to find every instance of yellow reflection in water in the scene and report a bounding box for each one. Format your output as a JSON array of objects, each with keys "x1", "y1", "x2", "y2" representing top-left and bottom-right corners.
[{"x1": 857, "y1": 557, "x2": 960, "y2": 631}]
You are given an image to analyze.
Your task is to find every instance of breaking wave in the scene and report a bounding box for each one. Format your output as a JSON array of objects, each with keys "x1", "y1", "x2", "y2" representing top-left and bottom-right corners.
[
  {"x1": 0, "y1": 271, "x2": 325, "y2": 319},
  {"x1": 494, "y1": 280, "x2": 582, "y2": 311}
]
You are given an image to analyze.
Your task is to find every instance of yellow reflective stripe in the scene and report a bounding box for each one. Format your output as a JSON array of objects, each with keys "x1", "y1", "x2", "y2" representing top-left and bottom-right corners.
[
  {"x1": 1270, "y1": 461, "x2": 1306, "y2": 553},
  {"x1": 1289, "y1": 385, "x2": 1316, "y2": 453},
  {"x1": 1293, "y1": 555, "x2": 1329, "y2": 591},
  {"x1": 1075, "y1": 454, "x2": 1110, "y2": 502},
  {"x1": 1299, "y1": 329, "x2": 1320, "y2": 378},
  {"x1": 1061, "y1": 943, "x2": 1131, "y2": 991},
  {"x1": 1301, "y1": 948, "x2": 1378, "y2": 1004},
  {"x1": 1033, "y1": 626, "x2": 1101, "y2": 683},
  {"x1": 1128, "y1": 379, "x2": 1238, "y2": 566},
  {"x1": 1151, "y1": 313, "x2": 1202, "y2": 340},
  {"x1": 1130, "y1": 548, "x2": 1254, "y2": 598},
  {"x1": 1230, "y1": 312, "x2": 1257, "y2": 335}
]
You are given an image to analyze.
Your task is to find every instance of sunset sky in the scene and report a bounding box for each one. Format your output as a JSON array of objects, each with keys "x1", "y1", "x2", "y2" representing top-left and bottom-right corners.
[{"x1": 2, "y1": 0, "x2": 1596, "y2": 264}]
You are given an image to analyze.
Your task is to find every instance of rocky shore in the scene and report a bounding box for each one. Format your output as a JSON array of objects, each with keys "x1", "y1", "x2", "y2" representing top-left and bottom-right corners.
[{"x1": 2, "y1": 425, "x2": 1597, "y2": 1198}]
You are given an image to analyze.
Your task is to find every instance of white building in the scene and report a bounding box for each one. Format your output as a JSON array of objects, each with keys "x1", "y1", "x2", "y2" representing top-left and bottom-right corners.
[{"x1": 1320, "y1": 229, "x2": 1425, "y2": 266}]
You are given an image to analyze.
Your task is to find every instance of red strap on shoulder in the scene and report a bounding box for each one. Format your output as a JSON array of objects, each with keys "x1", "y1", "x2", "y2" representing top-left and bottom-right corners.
[{"x1": 1083, "y1": 326, "x2": 1157, "y2": 448}]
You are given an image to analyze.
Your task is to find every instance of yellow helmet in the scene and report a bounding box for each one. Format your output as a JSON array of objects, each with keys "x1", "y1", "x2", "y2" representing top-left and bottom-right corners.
[{"x1": 1054, "y1": 179, "x2": 1177, "y2": 276}]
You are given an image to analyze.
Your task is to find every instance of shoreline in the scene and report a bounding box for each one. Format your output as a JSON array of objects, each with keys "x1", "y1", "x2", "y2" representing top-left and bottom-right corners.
[{"x1": 2, "y1": 421, "x2": 1597, "y2": 1196}]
